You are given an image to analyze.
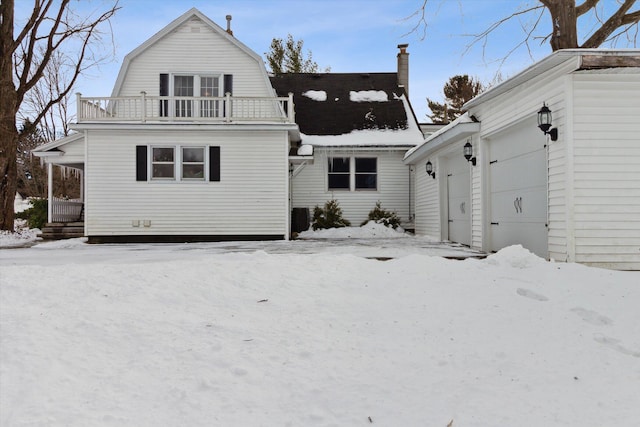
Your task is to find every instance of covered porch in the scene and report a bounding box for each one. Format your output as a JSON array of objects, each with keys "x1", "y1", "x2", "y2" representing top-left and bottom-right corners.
[{"x1": 32, "y1": 133, "x2": 86, "y2": 237}]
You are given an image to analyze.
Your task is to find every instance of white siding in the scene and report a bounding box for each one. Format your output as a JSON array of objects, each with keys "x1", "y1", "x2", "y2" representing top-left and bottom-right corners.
[
  {"x1": 291, "y1": 148, "x2": 412, "y2": 227},
  {"x1": 468, "y1": 60, "x2": 574, "y2": 258},
  {"x1": 116, "y1": 17, "x2": 272, "y2": 98},
  {"x1": 571, "y1": 71, "x2": 640, "y2": 270},
  {"x1": 471, "y1": 136, "x2": 483, "y2": 250},
  {"x1": 85, "y1": 129, "x2": 288, "y2": 237},
  {"x1": 414, "y1": 158, "x2": 440, "y2": 237}
]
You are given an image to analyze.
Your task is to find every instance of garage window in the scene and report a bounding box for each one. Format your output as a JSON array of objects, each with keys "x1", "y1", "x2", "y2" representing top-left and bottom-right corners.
[{"x1": 328, "y1": 157, "x2": 350, "y2": 190}]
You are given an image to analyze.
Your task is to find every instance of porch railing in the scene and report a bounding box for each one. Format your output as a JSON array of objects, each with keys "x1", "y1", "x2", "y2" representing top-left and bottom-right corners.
[
  {"x1": 51, "y1": 197, "x2": 83, "y2": 223},
  {"x1": 77, "y1": 92, "x2": 295, "y2": 123}
]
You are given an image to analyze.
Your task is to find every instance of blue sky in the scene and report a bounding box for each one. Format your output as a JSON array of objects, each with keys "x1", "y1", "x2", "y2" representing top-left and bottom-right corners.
[{"x1": 14, "y1": 0, "x2": 637, "y2": 121}]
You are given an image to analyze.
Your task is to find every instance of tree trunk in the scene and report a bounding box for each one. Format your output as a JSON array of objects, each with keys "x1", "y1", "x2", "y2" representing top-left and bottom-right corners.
[
  {"x1": 0, "y1": 0, "x2": 17, "y2": 230},
  {"x1": 542, "y1": 0, "x2": 579, "y2": 50}
]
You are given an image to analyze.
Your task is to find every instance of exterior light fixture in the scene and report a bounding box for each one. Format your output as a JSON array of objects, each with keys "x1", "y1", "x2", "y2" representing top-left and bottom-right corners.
[
  {"x1": 425, "y1": 160, "x2": 436, "y2": 179},
  {"x1": 463, "y1": 141, "x2": 476, "y2": 166},
  {"x1": 537, "y1": 103, "x2": 558, "y2": 141}
]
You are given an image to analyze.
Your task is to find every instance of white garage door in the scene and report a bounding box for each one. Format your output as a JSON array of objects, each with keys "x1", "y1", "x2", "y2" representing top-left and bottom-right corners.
[
  {"x1": 489, "y1": 119, "x2": 548, "y2": 257},
  {"x1": 446, "y1": 154, "x2": 471, "y2": 246}
]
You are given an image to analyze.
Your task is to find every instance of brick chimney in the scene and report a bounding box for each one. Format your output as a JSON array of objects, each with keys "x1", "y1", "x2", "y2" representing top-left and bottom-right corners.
[
  {"x1": 397, "y1": 44, "x2": 409, "y2": 97},
  {"x1": 226, "y1": 15, "x2": 233, "y2": 36}
]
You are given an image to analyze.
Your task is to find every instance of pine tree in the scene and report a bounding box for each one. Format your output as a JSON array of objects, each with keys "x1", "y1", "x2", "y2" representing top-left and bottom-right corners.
[
  {"x1": 265, "y1": 34, "x2": 323, "y2": 74},
  {"x1": 427, "y1": 75, "x2": 484, "y2": 124}
]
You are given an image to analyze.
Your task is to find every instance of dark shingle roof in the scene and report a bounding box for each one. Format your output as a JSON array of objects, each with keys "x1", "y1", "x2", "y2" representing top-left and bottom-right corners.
[{"x1": 269, "y1": 73, "x2": 408, "y2": 136}]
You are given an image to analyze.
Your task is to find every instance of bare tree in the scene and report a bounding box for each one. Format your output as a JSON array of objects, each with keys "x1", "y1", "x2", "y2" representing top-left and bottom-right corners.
[
  {"x1": 0, "y1": 0, "x2": 119, "y2": 230},
  {"x1": 20, "y1": 48, "x2": 75, "y2": 141},
  {"x1": 408, "y1": 1, "x2": 639, "y2": 57}
]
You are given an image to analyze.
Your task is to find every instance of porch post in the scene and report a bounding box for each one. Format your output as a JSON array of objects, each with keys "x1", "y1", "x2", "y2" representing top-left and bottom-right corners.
[
  {"x1": 80, "y1": 170, "x2": 84, "y2": 202},
  {"x1": 47, "y1": 163, "x2": 53, "y2": 223}
]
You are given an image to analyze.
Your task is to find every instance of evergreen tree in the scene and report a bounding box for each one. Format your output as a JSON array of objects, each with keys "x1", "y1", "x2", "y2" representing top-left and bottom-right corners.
[
  {"x1": 265, "y1": 34, "x2": 324, "y2": 74},
  {"x1": 427, "y1": 75, "x2": 484, "y2": 124}
]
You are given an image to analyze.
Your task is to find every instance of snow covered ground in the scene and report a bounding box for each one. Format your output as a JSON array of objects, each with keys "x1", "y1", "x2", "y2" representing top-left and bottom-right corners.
[{"x1": 1, "y1": 228, "x2": 639, "y2": 426}]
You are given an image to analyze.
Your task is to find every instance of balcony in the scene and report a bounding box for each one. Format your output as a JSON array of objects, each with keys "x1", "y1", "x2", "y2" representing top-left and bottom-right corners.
[{"x1": 76, "y1": 92, "x2": 295, "y2": 124}]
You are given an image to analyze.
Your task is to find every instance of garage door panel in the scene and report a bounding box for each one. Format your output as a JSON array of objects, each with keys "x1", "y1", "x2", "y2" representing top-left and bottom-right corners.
[
  {"x1": 489, "y1": 119, "x2": 548, "y2": 258},
  {"x1": 490, "y1": 186, "x2": 547, "y2": 223},
  {"x1": 490, "y1": 222, "x2": 548, "y2": 257},
  {"x1": 490, "y1": 149, "x2": 547, "y2": 193},
  {"x1": 446, "y1": 154, "x2": 471, "y2": 246}
]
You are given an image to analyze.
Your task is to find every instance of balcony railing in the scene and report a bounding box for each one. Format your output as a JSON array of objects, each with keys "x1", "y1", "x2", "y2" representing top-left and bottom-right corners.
[{"x1": 76, "y1": 92, "x2": 295, "y2": 123}]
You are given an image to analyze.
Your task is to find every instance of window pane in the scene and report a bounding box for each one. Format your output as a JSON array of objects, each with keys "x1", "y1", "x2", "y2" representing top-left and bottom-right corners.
[
  {"x1": 182, "y1": 147, "x2": 204, "y2": 162},
  {"x1": 200, "y1": 76, "x2": 219, "y2": 97},
  {"x1": 153, "y1": 164, "x2": 174, "y2": 178},
  {"x1": 153, "y1": 148, "x2": 174, "y2": 162},
  {"x1": 182, "y1": 164, "x2": 204, "y2": 179},
  {"x1": 328, "y1": 174, "x2": 350, "y2": 189},
  {"x1": 174, "y1": 76, "x2": 194, "y2": 96},
  {"x1": 355, "y1": 157, "x2": 376, "y2": 189},
  {"x1": 328, "y1": 157, "x2": 350, "y2": 173},
  {"x1": 356, "y1": 158, "x2": 376, "y2": 173},
  {"x1": 355, "y1": 174, "x2": 376, "y2": 189}
]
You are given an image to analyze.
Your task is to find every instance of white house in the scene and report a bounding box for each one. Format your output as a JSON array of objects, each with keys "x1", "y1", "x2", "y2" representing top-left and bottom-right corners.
[
  {"x1": 34, "y1": 8, "x2": 297, "y2": 242},
  {"x1": 269, "y1": 57, "x2": 424, "y2": 230},
  {"x1": 404, "y1": 49, "x2": 640, "y2": 270},
  {"x1": 33, "y1": 9, "x2": 423, "y2": 241}
]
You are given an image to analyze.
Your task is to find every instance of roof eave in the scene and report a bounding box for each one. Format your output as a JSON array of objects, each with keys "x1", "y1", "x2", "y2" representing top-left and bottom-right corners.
[{"x1": 404, "y1": 122, "x2": 480, "y2": 164}]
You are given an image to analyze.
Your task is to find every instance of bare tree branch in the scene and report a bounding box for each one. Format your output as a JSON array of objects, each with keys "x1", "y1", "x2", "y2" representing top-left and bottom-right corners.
[
  {"x1": 576, "y1": 0, "x2": 600, "y2": 17},
  {"x1": 581, "y1": 0, "x2": 639, "y2": 47}
]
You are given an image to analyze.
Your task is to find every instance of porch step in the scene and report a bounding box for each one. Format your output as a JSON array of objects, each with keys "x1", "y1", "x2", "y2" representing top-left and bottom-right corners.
[{"x1": 39, "y1": 222, "x2": 85, "y2": 240}]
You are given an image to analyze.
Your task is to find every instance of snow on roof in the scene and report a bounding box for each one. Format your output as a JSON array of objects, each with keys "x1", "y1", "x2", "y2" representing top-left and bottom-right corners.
[
  {"x1": 404, "y1": 112, "x2": 478, "y2": 160},
  {"x1": 302, "y1": 90, "x2": 327, "y2": 101},
  {"x1": 349, "y1": 90, "x2": 388, "y2": 102},
  {"x1": 301, "y1": 94, "x2": 423, "y2": 147}
]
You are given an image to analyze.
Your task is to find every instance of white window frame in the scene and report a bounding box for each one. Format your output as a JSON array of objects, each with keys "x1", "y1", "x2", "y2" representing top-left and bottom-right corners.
[
  {"x1": 170, "y1": 73, "x2": 224, "y2": 118},
  {"x1": 181, "y1": 146, "x2": 206, "y2": 181},
  {"x1": 327, "y1": 156, "x2": 378, "y2": 192},
  {"x1": 149, "y1": 145, "x2": 209, "y2": 182},
  {"x1": 150, "y1": 146, "x2": 176, "y2": 180}
]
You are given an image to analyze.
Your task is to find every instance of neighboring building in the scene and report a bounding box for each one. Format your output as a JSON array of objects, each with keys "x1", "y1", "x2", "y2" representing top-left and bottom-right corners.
[
  {"x1": 405, "y1": 49, "x2": 640, "y2": 270},
  {"x1": 270, "y1": 47, "x2": 424, "y2": 229},
  {"x1": 33, "y1": 9, "x2": 423, "y2": 241}
]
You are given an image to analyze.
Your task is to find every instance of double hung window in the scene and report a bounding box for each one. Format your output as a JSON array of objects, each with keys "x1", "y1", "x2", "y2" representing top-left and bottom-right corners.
[
  {"x1": 181, "y1": 147, "x2": 205, "y2": 180},
  {"x1": 327, "y1": 157, "x2": 377, "y2": 191}
]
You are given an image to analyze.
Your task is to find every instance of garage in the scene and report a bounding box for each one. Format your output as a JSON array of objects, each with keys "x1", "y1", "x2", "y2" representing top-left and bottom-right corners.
[
  {"x1": 488, "y1": 118, "x2": 548, "y2": 257},
  {"x1": 444, "y1": 153, "x2": 471, "y2": 246}
]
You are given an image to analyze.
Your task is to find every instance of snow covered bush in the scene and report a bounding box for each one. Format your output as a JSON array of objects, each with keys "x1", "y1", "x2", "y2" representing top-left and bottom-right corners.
[
  {"x1": 312, "y1": 199, "x2": 351, "y2": 230},
  {"x1": 361, "y1": 201, "x2": 401, "y2": 229}
]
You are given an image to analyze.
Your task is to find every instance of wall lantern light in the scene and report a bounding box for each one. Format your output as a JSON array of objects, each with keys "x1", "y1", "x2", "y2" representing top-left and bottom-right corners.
[
  {"x1": 425, "y1": 160, "x2": 436, "y2": 179},
  {"x1": 463, "y1": 141, "x2": 476, "y2": 166},
  {"x1": 537, "y1": 103, "x2": 558, "y2": 141}
]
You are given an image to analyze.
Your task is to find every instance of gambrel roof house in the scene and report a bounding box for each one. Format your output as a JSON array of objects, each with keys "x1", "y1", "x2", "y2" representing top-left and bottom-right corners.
[
  {"x1": 404, "y1": 49, "x2": 640, "y2": 270},
  {"x1": 33, "y1": 8, "x2": 423, "y2": 241}
]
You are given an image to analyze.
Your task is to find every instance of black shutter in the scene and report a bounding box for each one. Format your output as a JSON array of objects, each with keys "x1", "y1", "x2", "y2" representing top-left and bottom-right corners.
[
  {"x1": 209, "y1": 146, "x2": 220, "y2": 182},
  {"x1": 223, "y1": 74, "x2": 233, "y2": 95},
  {"x1": 159, "y1": 73, "x2": 169, "y2": 117},
  {"x1": 136, "y1": 145, "x2": 148, "y2": 181}
]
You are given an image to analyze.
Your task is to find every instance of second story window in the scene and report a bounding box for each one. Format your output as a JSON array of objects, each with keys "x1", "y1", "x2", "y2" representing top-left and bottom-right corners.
[{"x1": 172, "y1": 74, "x2": 221, "y2": 118}]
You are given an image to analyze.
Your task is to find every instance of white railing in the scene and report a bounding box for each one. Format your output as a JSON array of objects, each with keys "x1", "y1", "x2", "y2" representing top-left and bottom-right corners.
[
  {"x1": 77, "y1": 92, "x2": 295, "y2": 123},
  {"x1": 52, "y1": 197, "x2": 83, "y2": 223}
]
